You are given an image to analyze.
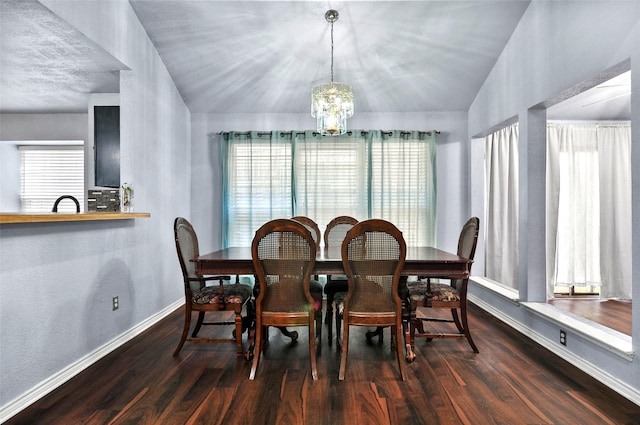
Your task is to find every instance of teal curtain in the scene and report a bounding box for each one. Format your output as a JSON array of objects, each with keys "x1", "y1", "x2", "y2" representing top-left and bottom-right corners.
[
  {"x1": 221, "y1": 131, "x2": 294, "y2": 248},
  {"x1": 369, "y1": 130, "x2": 437, "y2": 247},
  {"x1": 221, "y1": 130, "x2": 437, "y2": 247}
]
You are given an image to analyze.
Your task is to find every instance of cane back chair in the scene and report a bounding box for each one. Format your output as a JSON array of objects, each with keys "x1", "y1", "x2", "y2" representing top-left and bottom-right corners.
[
  {"x1": 407, "y1": 217, "x2": 480, "y2": 353},
  {"x1": 338, "y1": 219, "x2": 408, "y2": 381},
  {"x1": 173, "y1": 217, "x2": 253, "y2": 357},
  {"x1": 249, "y1": 218, "x2": 319, "y2": 380}
]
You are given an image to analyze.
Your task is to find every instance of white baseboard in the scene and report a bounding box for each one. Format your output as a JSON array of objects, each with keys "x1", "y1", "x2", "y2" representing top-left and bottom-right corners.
[
  {"x1": 470, "y1": 295, "x2": 640, "y2": 407},
  {"x1": 0, "y1": 300, "x2": 183, "y2": 424}
]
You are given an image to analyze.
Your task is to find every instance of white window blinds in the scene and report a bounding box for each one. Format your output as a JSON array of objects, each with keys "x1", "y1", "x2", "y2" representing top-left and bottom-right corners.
[
  {"x1": 20, "y1": 145, "x2": 85, "y2": 213},
  {"x1": 294, "y1": 133, "x2": 368, "y2": 239}
]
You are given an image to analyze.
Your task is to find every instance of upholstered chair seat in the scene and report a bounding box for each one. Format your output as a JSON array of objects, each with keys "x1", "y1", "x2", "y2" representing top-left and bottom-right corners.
[{"x1": 192, "y1": 284, "x2": 253, "y2": 305}]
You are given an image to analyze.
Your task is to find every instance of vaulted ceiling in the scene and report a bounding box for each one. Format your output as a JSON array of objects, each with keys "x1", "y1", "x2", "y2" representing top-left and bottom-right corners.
[{"x1": 0, "y1": 1, "x2": 631, "y2": 120}]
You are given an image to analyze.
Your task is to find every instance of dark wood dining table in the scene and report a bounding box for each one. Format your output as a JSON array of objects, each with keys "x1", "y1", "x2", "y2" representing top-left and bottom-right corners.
[
  {"x1": 196, "y1": 246, "x2": 472, "y2": 279},
  {"x1": 195, "y1": 246, "x2": 472, "y2": 362}
]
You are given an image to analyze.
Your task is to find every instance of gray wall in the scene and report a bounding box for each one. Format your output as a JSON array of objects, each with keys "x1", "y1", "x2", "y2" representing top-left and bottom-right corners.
[
  {"x1": 468, "y1": 0, "x2": 640, "y2": 402},
  {"x1": 0, "y1": 1, "x2": 190, "y2": 417},
  {"x1": 0, "y1": 113, "x2": 87, "y2": 141}
]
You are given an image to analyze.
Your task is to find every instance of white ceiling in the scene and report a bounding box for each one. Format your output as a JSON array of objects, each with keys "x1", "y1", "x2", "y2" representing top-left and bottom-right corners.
[
  {"x1": 128, "y1": 0, "x2": 531, "y2": 114},
  {"x1": 0, "y1": 0, "x2": 631, "y2": 120}
]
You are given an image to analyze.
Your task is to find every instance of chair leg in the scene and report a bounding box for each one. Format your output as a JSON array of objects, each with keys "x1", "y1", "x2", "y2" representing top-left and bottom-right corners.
[
  {"x1": 244, "y1": 299, "x2": 256, "y2": 333},
  {"x1": 234, "y1": 308, "x2": 244, "y2": 358},
  {"x1": 451, "y1": 308, "x2": 464, "y2": 333},
  {"x1": 249, "y1": 321, "x2": 263, "y2": 379},
  {"x1": 315, "y1": 307, "x2": 322, "y2": 347},
  {"x1": 404, "y1": 301, "x2": 415, "y2": 363},
  {"x1": 173, "y1": 304, "x2": 192, "y2": 356},
  {"x1": 460, "y1": 303, "x2": 479, "y2": 353},
  {"x1": 325, "y1": 293, "x2": 334, "y2": 324},
  {"x1": 309, "y1": 316, "x2": 318, "y2": 380},
  {"x1": 335, "y1": 308, "x2": 343, "y2": 351},
  {"x1": 191, "y1": 311, "x2": 205, "y2": 337},
  {"x1": 245, "y1": 322, "x2": 256, "y2": 361},
  {"x1": 394, "y1": 324, "x2": 407, "y2": 381},
  {"x1": 278, "y1": 327, "x2": 298, "y2": 341},
  {"x1": 338, "y1": 320, "x2": 349, "y2": 380},
  {"x1": 366, "y1": 326, "x2": 384, "y2": 343},
  {"x1": 312, "y1": 293, "x2": 322, "y2": 346},
  {"x1": 327, "y1": 297, "x2": 334, "y2": 345}
]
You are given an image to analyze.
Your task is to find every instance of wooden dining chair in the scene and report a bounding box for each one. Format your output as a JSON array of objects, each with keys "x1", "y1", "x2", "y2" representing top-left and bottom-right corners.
[
  {"x1": 407, "y1": 217, "x2": 480, "y2": 353},
  {"x1": 173, "y1": 217, "x2": 253, "y2": 358},
  {"x1": 249, "y1": 218, "x2": 318, "y2": 380},
  {"x1": 323, "y1": 215, "x2": 358, "y2": 345},
  {"x1": 291, "y1": 216, "x2": 324, "y2": 344},
  {"x1": 338, "y1": 219, "x2": 407, "y2": 381}
]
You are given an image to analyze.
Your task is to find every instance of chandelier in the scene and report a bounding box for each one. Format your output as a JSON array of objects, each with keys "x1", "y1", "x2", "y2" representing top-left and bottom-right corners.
[{"x1": 311, "y1": 9, "x2": 354, "y2": 136}]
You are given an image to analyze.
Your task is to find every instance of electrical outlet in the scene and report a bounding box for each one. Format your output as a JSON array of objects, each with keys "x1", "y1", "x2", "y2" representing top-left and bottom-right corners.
[
  {"x1": 560, "y1": 330, "x2": 567, "y2": 346},
  {"x1": 112, "y1": 296, "x2": 119, "y2": 311}
]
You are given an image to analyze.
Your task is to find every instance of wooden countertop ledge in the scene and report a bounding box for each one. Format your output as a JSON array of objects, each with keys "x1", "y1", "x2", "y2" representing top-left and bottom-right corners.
[{"x1": 0, "y1": 212, "x2": 150, "y2": 224}]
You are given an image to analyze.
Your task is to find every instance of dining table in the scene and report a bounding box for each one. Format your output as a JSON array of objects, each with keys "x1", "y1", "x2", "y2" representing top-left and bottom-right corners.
[
  {"x1": 196, "y1": 246, "x2": 471, "y2": 279},
  {"x1": 195, "y1": 246, "x2": 472, "y2": 361}
]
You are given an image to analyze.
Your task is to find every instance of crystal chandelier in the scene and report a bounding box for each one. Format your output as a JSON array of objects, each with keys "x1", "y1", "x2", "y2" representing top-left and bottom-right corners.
[{"x1": 311, "y1": 10, "x2": 354, "y2": 136}]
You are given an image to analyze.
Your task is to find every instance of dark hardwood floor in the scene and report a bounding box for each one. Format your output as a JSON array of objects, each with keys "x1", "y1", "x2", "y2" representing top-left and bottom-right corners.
[
  {"x1": 549, "y1": 298, "x2": 631, "y2": 335},
  {"x1": 5, "y1": 303, "x2": 640, "y2": 425}
]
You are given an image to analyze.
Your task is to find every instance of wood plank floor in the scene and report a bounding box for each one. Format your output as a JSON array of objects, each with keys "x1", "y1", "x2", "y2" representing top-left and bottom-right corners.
[
  {"x1": 549, "y1": 298, "x2": 631, "y2": 335},
  {"x1": 6, "y1": 303, "x2": 640, "y2": 425}
]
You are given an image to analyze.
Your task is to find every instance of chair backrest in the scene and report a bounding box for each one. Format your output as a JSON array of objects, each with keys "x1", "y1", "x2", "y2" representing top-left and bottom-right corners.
[
  {"x1": 252, "y1": 218, "x2": 317, "y2": 312},
  {"x1": 341, "y1": 219, "x2": 406, "y2": 313},
  {"x1": 291, "y1": 216, "x2": 321, "y2": 249},
  {"x1": 452, "y1": 217, "x2": 480, "y2": 289},
  {"x1": 174, "y1": 217, "x2": 202, "y2": 292},
  {"x1": 457, "y1": 217, "x2": 480, "y2": 263},
  {"x1": 324, "y1": 216, "x2": 358, "y2": 248}
]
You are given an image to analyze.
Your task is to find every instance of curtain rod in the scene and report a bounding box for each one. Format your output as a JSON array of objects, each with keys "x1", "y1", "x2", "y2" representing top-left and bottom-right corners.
[{"x1": 217, "y1": 130, "x2": 440, "y2": 137}]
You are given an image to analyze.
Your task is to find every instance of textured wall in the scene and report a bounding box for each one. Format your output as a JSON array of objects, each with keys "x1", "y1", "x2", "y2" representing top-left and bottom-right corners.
[
  {"x1": 0, "y1": 0, "x2": 190, "y2": 413},
  {"x1": 467, "y1": 0, "x2": 640, "y2": 401}
]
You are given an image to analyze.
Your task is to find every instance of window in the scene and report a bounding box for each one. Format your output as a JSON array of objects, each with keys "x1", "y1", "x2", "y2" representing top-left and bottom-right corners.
[
  {"x1": 547, "y1": 123, "x2": 631, "y2": 299},
  {"x1": 222, "y1": 130, "x2": 436, "y2": 248},
  {"x1": 20, "y1": 145, "x2": 85, "y2": 213},
  {"x1": 294, "y1": 132, "x2": 368, "y2": 239},
  {"x1": 224, "y1": 133, "x2": 292, "y2": 246},
  {"x1": 369, "y1": 132, "x2": 437, "y2": 247}
]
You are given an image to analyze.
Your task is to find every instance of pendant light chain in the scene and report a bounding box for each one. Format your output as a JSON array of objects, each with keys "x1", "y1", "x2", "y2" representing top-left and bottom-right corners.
[{"x1": 330, "y1": 19, "x2": 334, "y2": 83}]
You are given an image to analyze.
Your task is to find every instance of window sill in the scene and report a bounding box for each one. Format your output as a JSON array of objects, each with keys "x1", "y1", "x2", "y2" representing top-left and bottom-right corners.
[
  {"x1": 469, "y1": 276, "x2": 633, "y2": 360},
  {"x1": 521, "y1": 301, "x2": 633, "y2": 360},
  {"x1": 470, "y1": 276, "x2": 520, "y2": 302},
  {"x1": 0, "y1": 212, "x2": 150, "y2": 224}
]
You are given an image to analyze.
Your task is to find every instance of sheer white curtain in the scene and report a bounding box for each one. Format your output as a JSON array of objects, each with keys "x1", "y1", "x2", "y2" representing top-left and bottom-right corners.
[
  {"x1": 547, "y1": 125, "x2": 601, "y2": 293},
  {"x1": 485, "y1": 123, "x2": 519, "y2": 288},
  {"x1": 598, "y1": 124, "x2": 632, "y2": 299},
  {"x1": 546, "y1": 122, "x2": 631, "y2": 299}
]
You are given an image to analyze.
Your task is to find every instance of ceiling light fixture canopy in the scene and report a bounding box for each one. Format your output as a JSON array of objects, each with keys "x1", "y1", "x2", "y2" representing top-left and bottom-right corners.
[{"x1": 311, "y1": 9, "x2": 354, "y2": 136}]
